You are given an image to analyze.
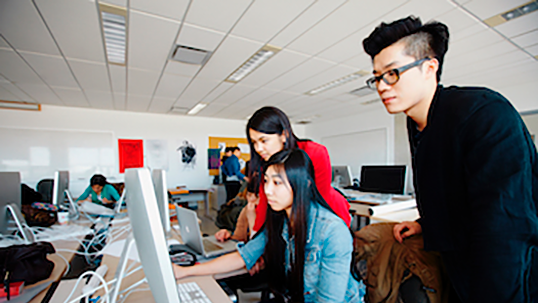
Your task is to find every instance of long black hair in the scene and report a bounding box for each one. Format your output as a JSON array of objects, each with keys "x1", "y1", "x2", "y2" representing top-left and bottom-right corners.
[
  {"x1": 246, "y1": 106, "x2": 300, "y2": 194},
  {"x1": 262, "y1": 149, "x2": 333, "y2": 302}
]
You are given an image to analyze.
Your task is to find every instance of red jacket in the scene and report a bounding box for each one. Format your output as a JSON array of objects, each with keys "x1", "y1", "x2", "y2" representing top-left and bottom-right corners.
[{"x1": 253, "y1": 140, "x2": 351, "y2": 231}]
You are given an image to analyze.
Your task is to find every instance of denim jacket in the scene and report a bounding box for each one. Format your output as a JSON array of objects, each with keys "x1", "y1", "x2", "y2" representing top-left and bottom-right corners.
[{"x1": 237, "y1": 202, "x2": 363, "y2": 303}]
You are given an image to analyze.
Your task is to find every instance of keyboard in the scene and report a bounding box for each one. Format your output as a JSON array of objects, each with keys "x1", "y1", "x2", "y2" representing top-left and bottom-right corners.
[
  {"x1": 203, "y1": 239, "x2": 223, "y2": 253},
  {"x1": 177, "y1": 281, "x2": 212, "y2": 303}
]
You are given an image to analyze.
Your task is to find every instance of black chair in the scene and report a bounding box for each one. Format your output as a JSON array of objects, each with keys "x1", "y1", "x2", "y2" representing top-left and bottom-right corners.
[{"x1": 36, "y1": 179, "x2": 54, "y2": 203}]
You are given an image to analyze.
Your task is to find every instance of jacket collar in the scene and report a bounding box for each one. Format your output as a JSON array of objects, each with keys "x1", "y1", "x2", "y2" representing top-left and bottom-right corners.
[{"x1": 281, "y1": 202, "x2": 319, "y2": 244}]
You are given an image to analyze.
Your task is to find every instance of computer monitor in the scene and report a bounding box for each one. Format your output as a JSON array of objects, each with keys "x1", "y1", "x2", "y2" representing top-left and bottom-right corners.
[
  {"x1": 359, "y1": 165, "x2": 407, "y2": 195},
  {"x1": 152, "y1": 169, "x2": 170, "y2": 235},
  {"x1": 331, "y1": 165, "x2": 353, "y2": 187},
  {"x1": 0, "y1": 172, "x2": 34, "y2": 243},
  {"x1": 51, "y1": 170, "x2": 69, "y2": 206},
  {"x1": 123, "y1": 168, "x2": 180, "y2": 303}
]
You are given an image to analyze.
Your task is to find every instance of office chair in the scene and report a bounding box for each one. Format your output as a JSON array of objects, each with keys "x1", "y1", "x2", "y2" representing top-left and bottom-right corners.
[{"x1": 36, "y1": 179, "x2": 54, "y2": 203}]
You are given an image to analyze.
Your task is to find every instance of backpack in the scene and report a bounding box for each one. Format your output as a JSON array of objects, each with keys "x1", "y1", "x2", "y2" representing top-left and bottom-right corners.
[{"x1": 215, "y1": 196, "x2": 247, "y2": 231}]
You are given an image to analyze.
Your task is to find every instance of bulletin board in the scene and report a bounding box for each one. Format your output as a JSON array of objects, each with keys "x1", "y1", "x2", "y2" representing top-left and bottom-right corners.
[{"x1": 208, "y1": 136, "x2": 250, "y2": 176}]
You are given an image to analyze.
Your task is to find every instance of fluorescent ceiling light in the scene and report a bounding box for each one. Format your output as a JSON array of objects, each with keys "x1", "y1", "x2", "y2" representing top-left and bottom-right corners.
[
  {"x1": 187, "y1": 103, "x2": 207, "y2": 115},
  {"x1": 0, "y1": 100, "x2": 41, "y2": 111},
  {"x1": 99, "y1": 4, "x2": 127, "y2": 66},
  {"x1": 484, "y1": 1, "x2": 538, "y2": 27},
  {"x1": 305, "y1": 70, "x2": 369, "y2": 96},
  {"x1": 349, "y1": 86, "x2": 375, "y2": 97},
  {"x1": 225, "y1": 45, "x2": 281, "y2": 83}
]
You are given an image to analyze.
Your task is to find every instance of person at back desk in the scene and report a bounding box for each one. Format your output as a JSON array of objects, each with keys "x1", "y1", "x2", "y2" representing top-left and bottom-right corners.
[{"x1": 76, "y1": 174, "x2": 120, "y2": 208}]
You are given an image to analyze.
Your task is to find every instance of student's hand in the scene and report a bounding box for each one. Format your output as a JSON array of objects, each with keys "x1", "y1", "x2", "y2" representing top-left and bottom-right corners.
[
  {"x1": 215, "y1": 229, "x2": 232, "y2": 242},
  {"x1": 243, "y1": 176, "x2": 250, "y2": 182},
  {"x1": 393, "y1": 221, "x2": 422, "y2": 243},
  {"x1": 102, "y1": 198, "x2": 113, "y2": 204},
  {"x1": 173, "y1": 263, "x2": 189, "y2": 280},
  {"x1": 248, "y1": 258, "x2": 265, "y2": 276}
]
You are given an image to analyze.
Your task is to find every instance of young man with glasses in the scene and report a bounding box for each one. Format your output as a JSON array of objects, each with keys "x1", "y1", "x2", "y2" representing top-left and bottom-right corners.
[{"x1": 363, "y1": 16, "x2": 537, "y2": 302}]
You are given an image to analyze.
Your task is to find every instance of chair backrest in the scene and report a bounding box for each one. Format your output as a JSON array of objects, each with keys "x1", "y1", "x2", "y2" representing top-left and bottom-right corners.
[{"x1": 36, "y1": 179, "x2": 54, "y2": 203}]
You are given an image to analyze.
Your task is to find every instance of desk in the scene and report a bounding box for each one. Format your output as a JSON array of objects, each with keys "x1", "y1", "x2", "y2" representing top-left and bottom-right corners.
[
  {"x1": 169, "y1": 189, "x2": 210, "y2": 218},
  {"x1": 370, "y1": 207, "x2": 420, "y2": 223}
]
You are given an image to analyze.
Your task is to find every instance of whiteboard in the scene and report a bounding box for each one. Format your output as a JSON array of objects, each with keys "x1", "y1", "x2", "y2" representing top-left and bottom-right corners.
[
  {"x1": 0, "y1": 127, "x2": 115, "y2": 194},
  {"x1": 321, "y1": 128, "x2": 388, "y2": 179}
]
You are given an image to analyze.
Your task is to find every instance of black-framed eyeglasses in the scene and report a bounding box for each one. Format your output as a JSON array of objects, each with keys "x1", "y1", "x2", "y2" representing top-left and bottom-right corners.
[{"x1": 366, "y1": 58, "x2": 431, "y2": 90}]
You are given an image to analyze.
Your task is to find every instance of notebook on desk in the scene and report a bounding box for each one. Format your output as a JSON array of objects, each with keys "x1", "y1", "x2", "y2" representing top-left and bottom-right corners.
[{"x1": 175, "y1": 205, "x2": 236, "y2": 258}]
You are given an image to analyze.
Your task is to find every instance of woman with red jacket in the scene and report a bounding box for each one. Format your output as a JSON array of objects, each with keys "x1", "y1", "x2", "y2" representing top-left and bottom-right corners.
[{"x1": 246, "y1": 106, "x2": 351, "y2": 232}]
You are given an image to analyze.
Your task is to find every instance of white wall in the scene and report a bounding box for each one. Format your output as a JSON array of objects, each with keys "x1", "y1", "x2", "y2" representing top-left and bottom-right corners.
[
  {"x1": 305, "y1": 106, "x2": 395, "y2": 179},
  {"x1": 0, "y1": 105, "x2": 305, "y2": 195}
]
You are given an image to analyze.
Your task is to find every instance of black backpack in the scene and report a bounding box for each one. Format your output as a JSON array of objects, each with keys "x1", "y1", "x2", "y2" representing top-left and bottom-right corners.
[{"x1": 215, "y1": 196, "x2": 247, "y2": 231}]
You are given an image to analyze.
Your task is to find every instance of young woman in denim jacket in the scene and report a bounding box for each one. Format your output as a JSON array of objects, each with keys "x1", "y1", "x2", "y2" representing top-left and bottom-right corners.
[{"x1": 174, "y1": 149, "x2": 363, "y2": 302}]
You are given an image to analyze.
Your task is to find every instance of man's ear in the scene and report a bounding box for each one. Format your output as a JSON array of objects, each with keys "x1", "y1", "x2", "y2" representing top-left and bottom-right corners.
[{"x1": 424, "y1": 58, "x2": 439, "y2": 80}]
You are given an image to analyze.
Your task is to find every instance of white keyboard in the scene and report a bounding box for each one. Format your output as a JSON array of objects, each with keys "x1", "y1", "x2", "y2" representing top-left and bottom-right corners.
[{"x1": 177, "y1": 281, "x2": 212, "y2": 303}]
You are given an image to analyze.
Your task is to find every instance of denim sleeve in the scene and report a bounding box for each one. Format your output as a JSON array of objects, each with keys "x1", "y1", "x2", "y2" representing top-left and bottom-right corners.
[
  {"x1": 236, "y1": 229, "x2": 267, "y2": 270},
  {"x1": 76, "y1": 186, "x2": 92, "y2": 201},
  {"x1": 231, "y1": 158, "x2": 245, "y2": 180},
  {"x1": 315, "y1": 220, "x2": 353, "y2": 303}
]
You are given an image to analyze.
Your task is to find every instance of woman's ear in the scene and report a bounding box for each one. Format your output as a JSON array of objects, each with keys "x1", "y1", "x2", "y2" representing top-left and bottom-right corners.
[{"x1": 280, "y1": 130, "x2": 288, "y2": 144}]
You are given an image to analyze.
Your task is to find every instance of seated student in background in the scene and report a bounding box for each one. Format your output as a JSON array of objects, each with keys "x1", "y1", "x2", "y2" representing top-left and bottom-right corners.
[
  {"x1": 215, "y1": 179, "x2": 259, "y2": 242},
  {"x1": 76, "y1": 174, "x2": 120, "y2": 207},
  {"x1": 174, "y1": 149, "x2": 362, "y2": 303}
]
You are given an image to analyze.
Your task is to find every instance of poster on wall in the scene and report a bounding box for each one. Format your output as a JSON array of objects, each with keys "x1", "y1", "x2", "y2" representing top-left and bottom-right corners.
[
  {"x1": 177, "y1": 140, "x2": 197, "y2": 170},
  {"x1": 118, "y1": 139, "x2": 144, "y2": 173},
  {"x1": 145, "y1": 139, "x2": 168, "y2": 170},
  {"x1": 208, "y1": 148, "x2": 221, "y2": 170}
]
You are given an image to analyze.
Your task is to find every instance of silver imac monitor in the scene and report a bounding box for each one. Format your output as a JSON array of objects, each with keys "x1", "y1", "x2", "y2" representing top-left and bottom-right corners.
[
  {"x1": 331, "y1": 165, "x2": 353, "y2": 187},
  {"x1": 0, "y1": 172, "x2": 22, "y2": 235},
  {"x1": 152, "y1": 169, "x2": 171, "y2": 235},
  {"x1": 51, "y1": 170, "x2": 69, "y2": 206},
  {"x1": 124, "y1": 168, "x2": 180, "y2": 303}
]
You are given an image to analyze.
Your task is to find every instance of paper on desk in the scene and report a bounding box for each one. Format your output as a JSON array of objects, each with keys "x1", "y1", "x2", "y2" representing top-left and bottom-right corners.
[
  {"x1": 368, "y1": 199, "x2": 416, "y2": 216},
  {"x1": 101, "y1": 238, "x2": 181, "y2": 261}
]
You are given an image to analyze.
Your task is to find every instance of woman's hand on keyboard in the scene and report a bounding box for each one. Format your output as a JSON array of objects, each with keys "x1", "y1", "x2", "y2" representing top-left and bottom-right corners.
[{"x1": 215, "y1": 229, "x2": 232, "y2": 242}]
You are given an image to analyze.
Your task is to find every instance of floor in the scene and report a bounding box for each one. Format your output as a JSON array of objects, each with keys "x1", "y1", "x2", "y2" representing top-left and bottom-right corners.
[{"x1": 195, "y1": 203, "x2": 263, "y2": 303}]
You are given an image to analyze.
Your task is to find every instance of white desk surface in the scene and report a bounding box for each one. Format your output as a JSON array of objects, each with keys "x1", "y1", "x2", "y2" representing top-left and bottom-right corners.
[{"x1": 370, "y1": 207, "x2": 420, "y2": 223}]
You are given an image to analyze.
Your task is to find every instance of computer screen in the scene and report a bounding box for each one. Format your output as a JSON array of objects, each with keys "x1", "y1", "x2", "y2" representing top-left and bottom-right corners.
[
  {"x1": 359, "y1": 165, "x2": 407, "y2": 195},
  {"x1": 0, "y1": 172, "x2": 21, "y2": 236},
  {"x1": 51, "y1": 170, "x2": 69, "y2": 206},
  {"x1": 331, "y1": 165, "x2": 353, "y2": 187},
  {"x1": 151, "y1": 169, "x2": 170, "y2": 235},
  {"x1": 124, "y1": 168, "x2": 180, "y2": 303}
]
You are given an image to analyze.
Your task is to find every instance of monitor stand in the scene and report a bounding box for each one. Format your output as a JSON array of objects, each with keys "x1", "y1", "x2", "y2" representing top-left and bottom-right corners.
[
  {"x1": 109, "y1": 233, "x2": 145, "y2": 303},
  {"x1": 5, "y1": 203, "x2": 35, "y2": 243}
]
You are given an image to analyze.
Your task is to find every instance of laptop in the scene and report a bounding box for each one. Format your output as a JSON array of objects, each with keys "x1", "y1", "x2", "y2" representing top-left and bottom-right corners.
[
  {"x1": 65, "y1": 189, "x2": 126, "y2": 217},
  {"x1": 175, "y1": 205, "x2": 237, "y2": 258}
]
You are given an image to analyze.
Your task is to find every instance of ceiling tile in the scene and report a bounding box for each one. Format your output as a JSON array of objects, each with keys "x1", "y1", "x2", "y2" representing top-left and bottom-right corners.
[
  {"x1": 241, "y1": 49, "x2": 311, "y2": 87},
  {"x1": 196, "y1": 34, "x2": 263, "y2": 81},
  {"x1": 174, "y1": 77, "x2": 220, "y2": 109},
  {"x1": 109, "y1": 65, "x2": 126, "y2": 94},
  {"x1": 19, "y1": 51, "x2": 78, "y2": 88},
  {"x1": 128, "y1": 10, "x2": 181, "y2": 71},
  {"x1": 269, "y1": 0, "x2": 347, "y2": 47},
  {"x1": 231, "y1": 0, "x2": 315, "y2": 43},
  {"x1": 0, "y1": 81, "x2": 33, "y2": 101},
  {"x1": 0, "y1": 85, "x2": 21, "y2": 101},
  {"x1": 153, "y1": 73, "x2": 191, "y2": 99},
  {"x1": 127, "y1": 68, "x2": 160, "y2": 96},
  {"x1": 264, "y1": 57, "x2": 334, "y2": 91},
  {"x1": 147, "y1": 96, "x2": 176, "y2": 113},
  {"x1": 99, "y1": 0, "x2": 127, "y2": 7},
  {"x1": 126, "y1": 94, "x2": 153, "y2": 112},
  {"x1": 462, "y1": 0, "x2": 530, "y2": 20},
  {"x1": 0, "y1": 48, "x2": 45, "y2": 85},
  {"x1": 317, "y1": 29, "x2": 371, "y2": 64},
  {"x1": 197, "y1": 103, "x2": 228, "y2": 117},
  {"x1": 130, "y1": 0, "x2": 189, "y2": 21},
  {"x1": 16, "y1": 83, "x2": 63, "y2": 105},
  {"x1": 164, "y1": 61, "x2": 201, "y2": 77},
  {"x1": 285, "y1": 64, "x2": 357, "y2": 94},
  {"x1": 201, "y1": 82, "x2": 234, "y2": 104},
  {"x1": 177, "y1": 23, "x2": 226, "y2": 52},
  {"x1": 512, "y1": 29, "x2": 538, "y2": 48},
  {"x1": 286, "y1": 0, "x2": 407, "y2": 56},
  {"x1": 34, "y1": 0, "x2": 105, "y2": 62},
  {"x1": 68, "y1": 59, "x2": 110, "y2": 91},
  {"x1": 51, "y1": 86, "x2": 88, "y2": 107},
  {"x1": 85, "y1": 90, "x2": 114, "y2": 109},
  {"x1": 113, "y1": 92, "x2": 126, "y2": 110},
  {"x1": 0, "y1": 0, "x2": 60, "y2": 56},
  {"x1": 526, "y1": 43, "x2": 538, "y2": 56},
  {"x1": 495, "y1": 11, "x2": 538, "y2": 38},
  {"x1": 211, "y1": 83, "x2": 257, "y2": 105},
  {"x1": 448, "y1": 28, "x2": 503, "y2": 59},
  {"x1": 185, "y1": 0, "x2": 252, "y2": 33}
]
